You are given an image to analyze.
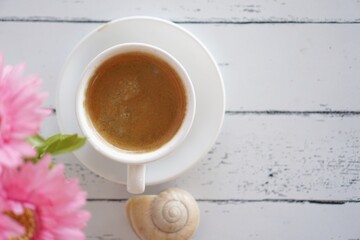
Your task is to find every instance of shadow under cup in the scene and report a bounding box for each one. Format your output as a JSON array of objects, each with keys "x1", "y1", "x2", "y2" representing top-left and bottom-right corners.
[{"x1": 76, "y1": 43, "x2": 196, "y2": 194}]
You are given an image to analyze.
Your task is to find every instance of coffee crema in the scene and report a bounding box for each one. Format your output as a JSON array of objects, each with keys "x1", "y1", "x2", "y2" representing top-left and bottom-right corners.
[{"x1": 84, "y1": 51, "x2": 187, "y2": 152}]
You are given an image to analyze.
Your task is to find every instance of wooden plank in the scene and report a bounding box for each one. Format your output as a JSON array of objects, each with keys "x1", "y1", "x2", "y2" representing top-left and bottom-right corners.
[
  {"x1": 85, "y1": 200, "x2": 360, "y2": 239},
  {"x1": 54, "y1": 114, "x2": 360, "y2": 200},
  {"x1": 0, "y1": 22, "x2": 359, "y2": 111},
  {"x1": 186, "y1": 23, "x2": 360, "y2": 112},
  {"x1": 1, "y1": 0, "x2": 360, "y2": 22}
]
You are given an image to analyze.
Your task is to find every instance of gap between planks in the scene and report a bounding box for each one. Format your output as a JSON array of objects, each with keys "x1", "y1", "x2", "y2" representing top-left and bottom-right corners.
[
  {"x1": 225, "y1": 110, "x2": 360, "y2": 116},
  {"x1": 86, "y1": 198, "x2": 360, "y2": 205},
  {"x1": 1, "y1": 16, "x2": 360, "y2": 24},
  {"x1": 51, "y1": 108, "x2": 360, "y2": 117}
]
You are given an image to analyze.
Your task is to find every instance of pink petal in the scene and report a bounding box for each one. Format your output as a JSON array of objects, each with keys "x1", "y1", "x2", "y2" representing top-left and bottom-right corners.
[
  {"x1": 0, "y1": 214, "x2": 25, "y2": 239},
  {"x1": 0, "y1": 55, "x2": 49, "y2": 170}
]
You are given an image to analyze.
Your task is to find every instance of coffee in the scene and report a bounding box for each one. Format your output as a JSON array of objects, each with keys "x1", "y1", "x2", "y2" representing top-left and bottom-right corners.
[{"x1": 84, "y1": 51, "x2": 187, "y2": 152}]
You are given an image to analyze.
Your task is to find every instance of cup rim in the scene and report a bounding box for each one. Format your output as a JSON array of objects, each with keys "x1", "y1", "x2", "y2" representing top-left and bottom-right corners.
[{"x1": 76, "y1": 42, "x2": 196, "y2": 165}]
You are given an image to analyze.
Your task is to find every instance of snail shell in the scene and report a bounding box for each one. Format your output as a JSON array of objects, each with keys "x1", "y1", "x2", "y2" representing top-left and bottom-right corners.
[{"x1": 126, "y1": 188, "x2": 200, "y2": 240}]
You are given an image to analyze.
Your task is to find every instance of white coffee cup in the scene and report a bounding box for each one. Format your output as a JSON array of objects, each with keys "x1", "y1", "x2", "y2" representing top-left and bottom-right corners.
[{"x1": 76, "y1": 43, "x2": 196, "y2": 194}]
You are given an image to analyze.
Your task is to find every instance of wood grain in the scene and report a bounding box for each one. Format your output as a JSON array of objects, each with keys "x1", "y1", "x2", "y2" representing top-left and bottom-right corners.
[{"x1": 1, "y1": 0, "x2": 360, "y2": 23}]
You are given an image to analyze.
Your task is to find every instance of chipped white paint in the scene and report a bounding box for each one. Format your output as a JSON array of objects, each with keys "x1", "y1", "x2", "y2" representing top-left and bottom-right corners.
[
  {"x1": 1, "y1": 1, "x2": 360, "y2": 239},
  {"x1": 56, "y1": 114, "x2": 360, "y2": 201}
]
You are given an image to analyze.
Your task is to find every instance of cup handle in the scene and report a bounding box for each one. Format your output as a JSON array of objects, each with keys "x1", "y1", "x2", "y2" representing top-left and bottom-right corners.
[{"x1": 127, "y1": 164, "x2": 146, "y2": 194}]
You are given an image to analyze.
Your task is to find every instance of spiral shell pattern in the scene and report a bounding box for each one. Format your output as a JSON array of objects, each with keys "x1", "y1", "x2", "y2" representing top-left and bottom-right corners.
[
  {"x1": 152, "y1": 198, "x2": 188, "y2": 233},
  {"x1": 151, "y1": 188, "x2": 198, "y2": 234},
  {"x1": 126, "y1": 188, "x2": 200, "y2": 240}
]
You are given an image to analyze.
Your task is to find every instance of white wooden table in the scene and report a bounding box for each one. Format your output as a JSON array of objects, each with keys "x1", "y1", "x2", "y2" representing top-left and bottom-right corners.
[{"x1": 1, "y1": 1, "x2": 360, "y2": 239}]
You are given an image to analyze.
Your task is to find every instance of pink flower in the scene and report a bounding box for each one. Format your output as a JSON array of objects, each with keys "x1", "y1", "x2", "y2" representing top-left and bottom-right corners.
[
  {"x1": 0, "y1": 54, "x2": 50, "y2": 171},
  {"x1": 0, "y1": 155, "x2": 91, "y2": 240}
]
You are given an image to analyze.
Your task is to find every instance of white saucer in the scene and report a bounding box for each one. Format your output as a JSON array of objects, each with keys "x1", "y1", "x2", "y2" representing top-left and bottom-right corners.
[{"x1": 56, "y1": 16, "x2": 225, "y2": 185}]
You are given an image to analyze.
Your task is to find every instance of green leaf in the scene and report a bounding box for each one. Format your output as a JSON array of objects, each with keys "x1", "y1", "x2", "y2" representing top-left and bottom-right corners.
[
  {"x1": 40, "y1": 133, "x2": 86, "y2": 156},
  {"x1": 27, "y1": 133, "x2": 86, "y2": 162}
]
